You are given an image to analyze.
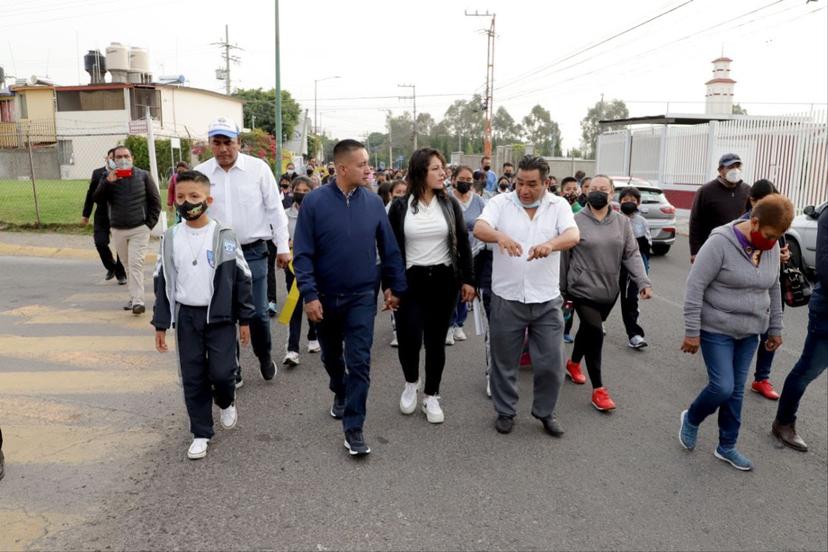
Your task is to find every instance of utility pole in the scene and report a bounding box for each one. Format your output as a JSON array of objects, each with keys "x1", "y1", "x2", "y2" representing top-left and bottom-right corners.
[
  {"x1": 212, "y1": 24, "x2": 242, "y2": 95},
  {"x1": 465, "y1": 10, "x2": 496, "y2": 158},
  {"x1": 275, "y1": 1, "x2": 282, "y2": 176},
  {"x1": 386, "y1": 110, "x2": 393, "y2": 169},
  {"x1": 398, "y1": 84, "x2": 417, "y2": 150}
]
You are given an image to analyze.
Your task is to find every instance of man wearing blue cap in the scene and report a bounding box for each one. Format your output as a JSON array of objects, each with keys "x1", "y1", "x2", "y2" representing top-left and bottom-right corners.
[
  {"x1": 194, "y1": 117, "x2": 290, "y2": 385},
  {"x1": 688, "y1": 153, "x2": 750, "y2": 263}
]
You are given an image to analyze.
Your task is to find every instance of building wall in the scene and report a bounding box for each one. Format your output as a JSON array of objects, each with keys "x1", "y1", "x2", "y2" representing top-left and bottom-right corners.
[
  {"x1": 55, "y1": 102, "x2": 131, "y2": 180},
  {"x1": 158, "y1": 87, "x2": 243, "y2": 138},
  {"x1": 18, "y1": 88, "x2": 56, "y2": 122}
]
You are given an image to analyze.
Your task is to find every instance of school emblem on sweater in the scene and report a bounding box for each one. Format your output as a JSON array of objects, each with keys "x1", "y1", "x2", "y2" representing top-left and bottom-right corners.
[
  {"x1": 207, "y1": 250, "x2": 216, "y2": 268},
  {"x1": 223, "y1": 240, "x2": 236, "y2": 254}
]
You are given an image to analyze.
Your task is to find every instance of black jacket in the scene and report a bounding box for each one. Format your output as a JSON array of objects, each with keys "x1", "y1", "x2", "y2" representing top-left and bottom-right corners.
[
  {"x1": 387, "y1": 192, "x2": 474, "y2": 288},
  {"x1": 82, "y1": 166, "x2": 110, "y2": 226},
  {"x1": 688, "y1": 177, "x2": 750, "y2": 255},
  {"x1": 93, "y1": 167, "x2": 161, "y2": 230}
]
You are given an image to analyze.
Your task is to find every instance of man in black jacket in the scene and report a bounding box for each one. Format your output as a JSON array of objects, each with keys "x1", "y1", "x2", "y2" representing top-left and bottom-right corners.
[
  {"x1": 82, "y1": 148, "x2": 126, "y2": 284},
  {"x1": 93, "y1": 146, "x2": 161, "y2": 315},
  {"x1": 688, "y1": 153, "x2": 751, "y2": 262}
]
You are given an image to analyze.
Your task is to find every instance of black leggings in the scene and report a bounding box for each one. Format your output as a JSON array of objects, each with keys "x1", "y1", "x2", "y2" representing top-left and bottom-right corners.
[{"x1": 570, "y1": 296, "x2": 617, "y2": 389}]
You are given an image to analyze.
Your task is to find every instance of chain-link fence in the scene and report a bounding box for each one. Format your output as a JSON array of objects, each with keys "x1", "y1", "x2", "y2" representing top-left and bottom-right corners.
[{"x1": 0, "y1": 120, "x2": 199, "y2": 229}]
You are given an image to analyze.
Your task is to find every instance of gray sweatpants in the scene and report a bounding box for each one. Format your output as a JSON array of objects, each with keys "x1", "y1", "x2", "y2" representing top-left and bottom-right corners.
[{"x1": 489, "y1": 293, "x2": 565, "y2": 419}]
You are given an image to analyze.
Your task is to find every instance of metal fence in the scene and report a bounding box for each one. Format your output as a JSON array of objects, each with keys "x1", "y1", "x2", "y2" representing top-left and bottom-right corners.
[
  {"x1": 0, "y1": 121, "x2": 196, "y2": 228},
  {"x1": 595, "y1": 109, "x2": 828, "y2": 211}
]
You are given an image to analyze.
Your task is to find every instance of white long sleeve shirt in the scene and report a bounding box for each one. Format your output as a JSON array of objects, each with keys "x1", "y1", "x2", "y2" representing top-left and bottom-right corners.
[{"x1": 194, "y1": 153, "x2": 290, "y2": 252}]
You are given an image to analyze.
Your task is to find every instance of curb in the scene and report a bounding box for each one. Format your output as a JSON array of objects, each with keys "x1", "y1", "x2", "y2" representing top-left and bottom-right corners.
[{"x1": 0, "y1": 242, "x2": 157, "y2": 263}]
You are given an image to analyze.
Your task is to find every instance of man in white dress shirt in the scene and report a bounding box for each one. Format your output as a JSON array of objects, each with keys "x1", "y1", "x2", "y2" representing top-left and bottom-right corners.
[
  {"x1": 195, "y1": 117, "x2": 290, "y2": 383},
  {"x1": 474, "y1": 155, "x2": 580, "y2": 436}
]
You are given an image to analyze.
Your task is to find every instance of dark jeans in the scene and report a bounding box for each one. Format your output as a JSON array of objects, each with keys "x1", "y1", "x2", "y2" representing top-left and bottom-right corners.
[
  {"x1": 776, "y1": 286, "x2": 828, "y2": 424},
  {"x1": 755, "y1": 302, "x2": 786, "y2": 382},
  {"x1": 316, "y1": 290, "x2": 377, "y2": 432},
  {"x1": 242, "y1": 241, "x2": 271, "y2": 362},
  {"x1": 450, "y1": 297, "x2": 468, "y2": 328},
  {"x1": 267, "y1": 241, "x2": 278, "y2": 304},
  {"x1": 285, "y1": 269, "x2": 317, "y2": 352},
  {"x1": 570, "y1": 296, "x2": 617, "y2": 388},
  {"x1": 619, "y1": 267, "x2": 644, "y2": 339},
  {"x1": 395, "y1": 264, "x2": 459, "y2": 396},
  {"x1": 176, "y1": 305, "x2": 236, "y2": 439},
  {"x1": 93, "y1": 225, "x2": 125, "y2": 278},
  {"x1": 687, "y1": 331, "x2": 759, "y2": 448}
]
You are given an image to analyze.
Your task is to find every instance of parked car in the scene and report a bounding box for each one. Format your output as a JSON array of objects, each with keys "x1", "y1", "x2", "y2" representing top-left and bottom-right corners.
[
  {"x1": 785, "y1": 201, "x2": 827, "y2": 275},
  {"x1": 611, "y1": 176, "x2": 677, "y2": 256}
]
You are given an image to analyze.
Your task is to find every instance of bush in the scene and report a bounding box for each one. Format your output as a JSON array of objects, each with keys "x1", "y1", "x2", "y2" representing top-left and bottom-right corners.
[{"x1": 124, "y1": 135, "x2": 193, "y2": 181}]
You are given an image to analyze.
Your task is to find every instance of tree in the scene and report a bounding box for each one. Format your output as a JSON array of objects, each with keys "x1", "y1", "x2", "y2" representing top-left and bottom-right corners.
[
  {"x1": 492, "y1": 106, "x2": 522, "y2": 144},
  {"x1": 232, "y1": 88, "x2": 301, "y2": 142},
  {"x1": 580, "y1": 98, "x2": 629, "y2": 159},
  {"x1": 443, "y1": 95, "x2": 485, "y2": 154},
  {"x1": 566, "y1": 147, "x2": 584, "y2": 159},
  {"x1": 521, "y1": 105, "x2": 562, "y2": 157},
  {"x1": 732, "y1": 103, "x2": 748, "y2": 115}
]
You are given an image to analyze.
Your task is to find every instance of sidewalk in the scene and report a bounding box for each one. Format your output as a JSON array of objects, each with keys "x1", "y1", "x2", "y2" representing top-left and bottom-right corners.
[{"x1": 0, "y1": 231, "x2": 159, "y2": 262}]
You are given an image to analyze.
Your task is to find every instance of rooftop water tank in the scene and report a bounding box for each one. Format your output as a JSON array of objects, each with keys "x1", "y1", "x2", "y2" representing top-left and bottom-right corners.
[
  {"x1": 84, "y1": 50, "x2": 106, "y2": 84},
  {"x1": 106, "y1": 42, "x2": 129, "y2": 83}
]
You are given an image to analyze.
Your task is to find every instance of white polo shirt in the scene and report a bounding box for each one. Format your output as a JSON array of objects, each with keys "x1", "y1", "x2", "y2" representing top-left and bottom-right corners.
[
  {"x1": 477, "y1": 191, "x2": 576, "y2": 304},
  {"x1": 194, "y1": 153, "x2": 289, "y2": 252}
]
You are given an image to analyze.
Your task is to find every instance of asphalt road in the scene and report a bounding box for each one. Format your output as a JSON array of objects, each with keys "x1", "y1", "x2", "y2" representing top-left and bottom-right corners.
[{"x1": 1, "y1": 236, "x2": 825, "y2": 551}]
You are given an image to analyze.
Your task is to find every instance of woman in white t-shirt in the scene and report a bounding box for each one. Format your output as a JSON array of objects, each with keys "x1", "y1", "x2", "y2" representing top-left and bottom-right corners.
[{"x1": 387, "y1": 148, "x2": 475, "y2": 423}]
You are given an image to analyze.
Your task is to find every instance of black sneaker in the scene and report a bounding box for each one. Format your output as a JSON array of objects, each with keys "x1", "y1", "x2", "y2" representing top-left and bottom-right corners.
[
  {"x1": 344, "y1": 429, "x2": 370, "y2": 456},
  {"x1": 117, "y1": 275, "x2": 127, "y2": 285},
  {"x1": 532, "y1": 413, "x2": 564, "y2": 437},
  {"x1": 132, "y1": 304, "x2": 146, "y2": 315},
  {"x1": 495, "y1": 415, "x2": 514, "y2": 434},
  {"x1": 330, "y1": 393, "x2": 346, "y2": 419},
  {"x1": 122, "y1": 301, "x2": 132, "y2": 311},
  {"x1": 234, "y1": 369, "x2": 244, "y2": 389},
  {"x1": 0, "y1": 449, "x2": 5, "y2": 481},
  {"x1": 105, "y1": 269, "x2": 115, "y2": 281},
  {"x1": 260, "y1": 357, "x2": 276, "y2": 381}
]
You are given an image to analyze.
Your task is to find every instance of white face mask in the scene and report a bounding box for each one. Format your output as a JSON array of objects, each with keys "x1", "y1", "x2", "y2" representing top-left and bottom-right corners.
[{"x1": 725, "y1": 168, "x2": 742, "y2": 184}]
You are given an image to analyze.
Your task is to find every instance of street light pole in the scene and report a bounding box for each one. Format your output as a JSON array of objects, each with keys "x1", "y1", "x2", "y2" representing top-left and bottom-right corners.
[{"x1": 314, "y1": 75, "x2": 340, "y2": 135}]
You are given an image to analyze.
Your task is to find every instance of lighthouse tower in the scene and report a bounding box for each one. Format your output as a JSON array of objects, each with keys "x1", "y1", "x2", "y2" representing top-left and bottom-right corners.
[{"x1": 705, "y1": 57, "x2": 736, "y2": 115}]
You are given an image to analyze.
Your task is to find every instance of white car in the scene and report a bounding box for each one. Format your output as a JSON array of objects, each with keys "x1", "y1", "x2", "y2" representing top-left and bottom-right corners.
[
  {"x1": 785, "y1": 201, "x2": 826, "y2": 275},
  {"x1": 611, "y1": 177, "x2": 677, "y2": 256}
]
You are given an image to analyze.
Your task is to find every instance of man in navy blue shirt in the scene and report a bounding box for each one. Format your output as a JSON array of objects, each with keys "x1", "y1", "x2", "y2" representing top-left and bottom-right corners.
[{"x1": 293, "y1": 139, "x2": 407, "y2": 457}]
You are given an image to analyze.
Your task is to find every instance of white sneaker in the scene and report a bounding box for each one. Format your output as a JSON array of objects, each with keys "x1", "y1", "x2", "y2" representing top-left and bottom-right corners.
[
  {"x1": 486, "y1": 374, "x2": 492, "y2": 398},
  {"x1": 399, "y1": 381, "x2": 418, "y2": 415},
  {"x1": 454, "y1": 326, "x2": 467, "y2": 341},
  {"x1": 628, "y1": 335, "x2": 648, "y2": 349},
  {"x1": 422, "y1": 395, "x2": 445, "y2": 424},
  {"x1": 390, "y1": 332, "x2": 399, "y2": 348},
  {"x1": 445, "y1": 328, "x2": 455, "y2": 346},
  {"x1": 187, "y1": 437, "x2": 209, "y2": 460},
  {"x1": 283, "y1": 351, "x2": 300, "y2": 367},
  {"x1": 307, "y1": 340, "x2": 321, "y2": 353},
  {"x1": 220, "y1": 404, "x2": 237, "y2": 429}
]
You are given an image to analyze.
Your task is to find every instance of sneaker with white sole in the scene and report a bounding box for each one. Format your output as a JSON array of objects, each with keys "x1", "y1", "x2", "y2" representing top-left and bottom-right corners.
[
  {"x1": 283, "y1": 351, "x2": 300, "y2": 367},
  {"x1": 307, "y1": 340, "x2": 321, "y2": 353},
  {"x1": 714, "y1": 446, "x2": 753, "y2": 471},
  {"x1": 445, "y1": 329, "x2": 455, "y2": 346},
  {"x1": 220, "y1": 404, "x2": 237, "y2": 429},
  {"x1": 454, "y1": 326, "x2": 467, "y2": 341},
  {"x1": 399, "y1": 381, "x2": 418, "y2": 415},
  {"x1": 486, "y1": 373, "x2": 492, "y2": 398},
  {"x1": 422, "y1": 395, "x2": 445, "y2": 424},
  {"x1": 628, "y1": 335, "x2": 648, "y2": 349},
  {"x1": 390, "y1": 332, "x2": 399, "y2": 347},
  {"x1": 187, "y1": 437, "x2": 209, "y2": 460}
]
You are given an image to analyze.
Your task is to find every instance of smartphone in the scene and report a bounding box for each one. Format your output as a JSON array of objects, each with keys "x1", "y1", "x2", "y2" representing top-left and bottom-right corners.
[{"x1": 115, "y1": 168, "x2": 133, "y2": 178}]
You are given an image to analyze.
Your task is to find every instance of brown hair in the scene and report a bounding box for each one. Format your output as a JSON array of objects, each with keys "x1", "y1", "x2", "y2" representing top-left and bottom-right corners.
[{"x1": 752, "y1": 194, "x2": 795, "y2": 233}]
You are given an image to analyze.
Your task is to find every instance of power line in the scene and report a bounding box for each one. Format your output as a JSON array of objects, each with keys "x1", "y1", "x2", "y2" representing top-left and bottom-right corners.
[{"x1": 211, "y1": 24, "x2": 242, "y2": 95}]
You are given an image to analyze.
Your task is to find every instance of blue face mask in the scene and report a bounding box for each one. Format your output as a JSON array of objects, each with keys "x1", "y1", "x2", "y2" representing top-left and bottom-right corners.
[{"x1": 511, "y1": 192, "x2": 541, "y2": 210}]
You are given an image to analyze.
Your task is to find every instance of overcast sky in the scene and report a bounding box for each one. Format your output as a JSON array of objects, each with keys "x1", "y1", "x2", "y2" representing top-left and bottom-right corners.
[{"x1": 2, "y1": 0, "x2": 826, "y2": 152}]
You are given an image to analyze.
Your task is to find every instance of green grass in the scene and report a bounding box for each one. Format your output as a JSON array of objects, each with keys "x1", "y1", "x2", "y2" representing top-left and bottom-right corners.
[{"x1": 0, "y1": 179, "x2": 168, "y2": 232}]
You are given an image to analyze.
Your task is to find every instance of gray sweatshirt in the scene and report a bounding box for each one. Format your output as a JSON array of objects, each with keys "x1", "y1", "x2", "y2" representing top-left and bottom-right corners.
[
  {"x1": 684, "y1": 222, "x2": 783, "y2": 339},
  {"x1": 561, "y1": 207, "x2": 651, "y2": 304}
]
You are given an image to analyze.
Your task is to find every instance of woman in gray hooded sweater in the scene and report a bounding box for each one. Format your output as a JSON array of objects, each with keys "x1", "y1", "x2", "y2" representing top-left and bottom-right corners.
[
  {"x1": 678, "y1": 194, "x2": 794, "y2": 471},
  {"x1": 561, "y1": 175, "x2": 652, "y2": 412}
]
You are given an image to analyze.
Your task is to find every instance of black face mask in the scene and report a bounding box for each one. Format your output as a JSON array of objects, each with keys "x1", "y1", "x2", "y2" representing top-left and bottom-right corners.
[
  {"x1": 620, "y1": 202, "x2": 638, "y2": 215},
  {"x1": 455, "y1": 181, "x2": 471, "y2": 194},
  {"x1": 483, "y1": 165, "x2": 491, "y2": 172},
  {"x1": 498, "y1": 184, "x2": 509, "y2": 192},
  {"x1": 292, "y1": 192, "x2": 306, "y2": 206},
  {"x1": 504, "y1": 172, "x2": 513, "y2": 178},
  {"x1": 563, "y1": 192, "x2": 578, "y2": 205},
  {"x1": 587, "y1": 191, "x2": 609, "y2": 210},
  {"x1": 177, "y1": 200, "x2": 208, "y2": 221}
]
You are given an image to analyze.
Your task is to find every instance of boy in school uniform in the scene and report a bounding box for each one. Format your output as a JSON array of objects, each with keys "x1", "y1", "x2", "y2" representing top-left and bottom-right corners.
[
  {"x1": 618, "y1": 186, "x2": 652, "y2": 350},
  {"x1": 152, "y1": 170, "x2": 255, "y2": 460}
]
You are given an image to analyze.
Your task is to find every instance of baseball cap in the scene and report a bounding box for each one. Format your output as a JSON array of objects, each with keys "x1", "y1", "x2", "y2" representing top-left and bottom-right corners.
[
  {"x1": 718, "y1": 153, "x2": 742, "y2": 168},
  {"x1": 208, "y1": 117, "x2": 239, "y2": 139}
]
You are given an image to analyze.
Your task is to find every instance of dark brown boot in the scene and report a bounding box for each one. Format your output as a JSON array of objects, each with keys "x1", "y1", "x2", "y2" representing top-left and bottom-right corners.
[{"x1": 772, "y1": 420, "x2": 808, "y2": 452}]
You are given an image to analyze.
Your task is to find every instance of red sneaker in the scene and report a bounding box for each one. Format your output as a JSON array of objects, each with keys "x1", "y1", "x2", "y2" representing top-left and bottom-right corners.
[
  {"x1": 591, "y1": 387, "x2": 616, "y2": 411},
  {"x1": 565, "y1": 360, "x2": 586, "y2": 385},
  {"x1": 751, "y1": 380, "x2": 780, "y2": 400}
]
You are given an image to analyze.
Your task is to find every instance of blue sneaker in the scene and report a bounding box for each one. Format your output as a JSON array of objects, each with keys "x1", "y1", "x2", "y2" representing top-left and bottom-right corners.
[
  {"x1": 679, "y1": 409, "x2": 698, "y2": 450},
  {"x1": 563, "y1": 334, "x2": 574, "y2": 344},
  {"x1": 714, "y1": 446, "x2": 753, "y2": 471}
]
